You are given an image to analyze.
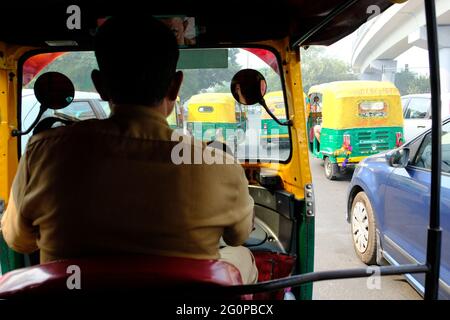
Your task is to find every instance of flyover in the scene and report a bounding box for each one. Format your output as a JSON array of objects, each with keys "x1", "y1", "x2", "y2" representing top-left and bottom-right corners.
[{"x1": 351, "y1": 0, "x2": 450, "y2": 92}]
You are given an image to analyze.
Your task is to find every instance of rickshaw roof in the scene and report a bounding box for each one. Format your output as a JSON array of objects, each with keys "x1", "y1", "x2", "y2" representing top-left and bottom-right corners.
[
  {"x1": 188, "y1": 93, "x2": 235, "y2": 105},
  {"x1": 265, "y1": 91, "x2": 283, "y2": 101},
  {"x1": 264, "y1": 91, "x2": 284, "y2": 107},
  {"x1": 0, "y1": 0, "x2": 395, "y2": 47},
  {"x1": 308, "y1": 81, "x2": 400, "y2": 97}
]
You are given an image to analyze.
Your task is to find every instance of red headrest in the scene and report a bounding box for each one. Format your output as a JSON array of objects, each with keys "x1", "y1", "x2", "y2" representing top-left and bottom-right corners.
[{"x1": 0, "y1": 255, "x2": 246, "y2": 299}]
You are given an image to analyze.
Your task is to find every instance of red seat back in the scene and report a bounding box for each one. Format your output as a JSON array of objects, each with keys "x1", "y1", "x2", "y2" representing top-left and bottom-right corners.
[{"x1": 0, "y1": 255, "x2": 248, "y2": 299}]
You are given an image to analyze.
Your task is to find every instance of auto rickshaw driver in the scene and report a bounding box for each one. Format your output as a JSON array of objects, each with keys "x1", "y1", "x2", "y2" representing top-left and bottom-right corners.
[
  {"x1": 311, "y1": 96, "x2": 322, "y2": 143},
  {"x1": 1, "y1": 15, "x2": 258, "y2": 284}
]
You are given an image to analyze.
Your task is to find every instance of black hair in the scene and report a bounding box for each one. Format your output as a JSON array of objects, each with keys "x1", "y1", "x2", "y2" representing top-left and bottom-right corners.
[{"x1": 94, "y1": 15, "x2": 179, "y2": 106}]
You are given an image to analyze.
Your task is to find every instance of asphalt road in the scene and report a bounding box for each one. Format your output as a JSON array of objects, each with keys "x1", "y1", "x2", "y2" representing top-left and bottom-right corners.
[{"x1": 309, "y1": 156, "x2": 422, "y2": 300}]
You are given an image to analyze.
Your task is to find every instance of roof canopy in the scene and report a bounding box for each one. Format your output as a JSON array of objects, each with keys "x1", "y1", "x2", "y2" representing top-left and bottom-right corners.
[{"x1": 0, "y1": 0, "x2": 396, "y2": 48}]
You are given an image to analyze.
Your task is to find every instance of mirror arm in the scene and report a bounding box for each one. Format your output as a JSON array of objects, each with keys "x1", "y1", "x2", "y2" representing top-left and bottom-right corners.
[
  {"x1": 259, "y1": 99, "x2": 292, "y2": 127},
  {"x1": 11, "y1": 106, "x2": 47, "y2": 137}
]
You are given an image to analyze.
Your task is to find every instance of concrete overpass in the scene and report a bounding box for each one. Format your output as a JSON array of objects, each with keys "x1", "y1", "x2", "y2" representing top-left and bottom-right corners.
[{"x1": 351, "y1": 0, "x2": 450, "y2": 92}]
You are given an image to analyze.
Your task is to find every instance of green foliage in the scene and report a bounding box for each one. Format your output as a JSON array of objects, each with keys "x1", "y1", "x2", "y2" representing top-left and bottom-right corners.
[
  {"x1": 28, "y1": 52, "x2": 98, "y2": 92},
  {"x1": 179, "y1": 48, "x2": 241, "y2": 101},
  {"x1": 261, "y1": 68, "x2": 282, "y2": 92},
  {"x1": 26, "y1": 49, "x2": 285, "y2": 102},
  {"x1": 394, "y1": 68, "x2": 430, "y2": 95},
  {"x1": 301, "y1": 46, "x2": 358, "y2": 93}
]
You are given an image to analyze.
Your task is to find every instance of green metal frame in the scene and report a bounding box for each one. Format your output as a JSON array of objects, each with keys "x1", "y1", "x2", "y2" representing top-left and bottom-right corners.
[
  {"x1": 297, "y1": 203, "x2": 315, "y2": 299},
  {"x1": 261, "y1": 118, "x2": 289, "y2": 142}
]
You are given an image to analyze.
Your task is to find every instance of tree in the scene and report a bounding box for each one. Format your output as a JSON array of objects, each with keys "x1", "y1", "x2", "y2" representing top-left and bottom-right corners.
[
  {"x1": 394, "y1": 68, "x2": 430, "y2": 95},
  {"x1": 179, "y1": 48, "x2": 241, "y2": 101},
  {"x1": 300, "y1": 46, "x2": 358, "y2": 93},
  {"x1": 29, "y1": 52, "x2": 98, "y2": 92}
]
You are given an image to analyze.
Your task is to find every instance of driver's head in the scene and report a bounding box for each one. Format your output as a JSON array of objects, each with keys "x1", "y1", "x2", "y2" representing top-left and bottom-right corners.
[{"x1": 92, "y1": 15, "x2": 182, "y2": 107}]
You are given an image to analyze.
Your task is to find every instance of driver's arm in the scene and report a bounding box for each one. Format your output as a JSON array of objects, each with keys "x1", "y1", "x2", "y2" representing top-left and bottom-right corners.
[
  {"x1": 0, "y1": 152, "x2": 38, "y2": 253},
  {"x1": 222, "y1": 168, "x2": 254, "y2": 246}
]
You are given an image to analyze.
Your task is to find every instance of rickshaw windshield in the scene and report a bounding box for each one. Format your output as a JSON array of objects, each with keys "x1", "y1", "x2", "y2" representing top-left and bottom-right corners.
[{"x1": 20, "y1": 48, "x2": 289, "y2": 162}]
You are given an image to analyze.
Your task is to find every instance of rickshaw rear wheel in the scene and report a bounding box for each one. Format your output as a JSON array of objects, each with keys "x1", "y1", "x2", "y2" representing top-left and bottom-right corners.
[
  {"x1": 324, "y1": 157, "x2": 338, "y2": 180},
  {"x1": 351, "y1": 192, "x2": 377, "y2": 265}
]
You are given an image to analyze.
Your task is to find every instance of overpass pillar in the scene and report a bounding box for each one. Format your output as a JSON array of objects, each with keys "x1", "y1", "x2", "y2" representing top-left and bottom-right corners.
[
  {"x1": 438, "y1": 26, "x2": 450, "y2": 93},
  {"x1": 360, "y1": 59, "x2": 397, "y2": 83},
  {"x1": 409, "y1": 25, "x2": 450, "y2": 93}
]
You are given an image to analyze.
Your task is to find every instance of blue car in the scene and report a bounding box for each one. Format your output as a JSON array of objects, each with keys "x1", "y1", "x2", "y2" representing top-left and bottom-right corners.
[{"x1": 347, "y1": 118, "x2": 450, "y2": 299}]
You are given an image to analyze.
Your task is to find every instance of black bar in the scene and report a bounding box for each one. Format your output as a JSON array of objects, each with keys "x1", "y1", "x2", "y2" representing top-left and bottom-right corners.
[
  {"x1": 423, "y1": 0, "x2": 443, "y2": 300},
  {"x1": 291, "y1": 0, "x2": 360, "y2": 47},
  {"x1": 260, "y1": 99, "x2": 291, "y2": 126},
  {"x1": 220, "y1": 264, "x2": 428, "y2": 295}
]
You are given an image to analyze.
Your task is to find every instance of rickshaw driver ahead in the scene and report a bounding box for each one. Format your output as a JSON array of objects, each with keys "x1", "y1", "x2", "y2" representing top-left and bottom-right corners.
[{"x1": 0, "y1": 15, "x2": 258, "y2": 284}]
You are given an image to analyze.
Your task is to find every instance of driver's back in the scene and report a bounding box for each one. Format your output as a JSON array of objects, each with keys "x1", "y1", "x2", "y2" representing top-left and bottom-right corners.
[{"x1": 1, "y1": 105, "x2": 254, "y2": 263}]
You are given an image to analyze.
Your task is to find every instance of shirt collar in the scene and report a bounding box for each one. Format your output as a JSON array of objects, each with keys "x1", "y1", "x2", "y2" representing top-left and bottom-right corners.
[{"x1": 110, "y1": 104, "x2": 169, "y2": 126}]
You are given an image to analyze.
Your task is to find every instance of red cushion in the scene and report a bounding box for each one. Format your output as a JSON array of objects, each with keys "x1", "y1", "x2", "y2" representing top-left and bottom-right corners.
[
  {"x1": 253, "y1": 251, "x2": 296, "y2": 300},
  {"x1": 0, "y1": 255, "x2": 248, "y2": 299}
]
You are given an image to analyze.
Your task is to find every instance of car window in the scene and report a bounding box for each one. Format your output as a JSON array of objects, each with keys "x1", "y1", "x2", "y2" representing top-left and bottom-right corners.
[
  {"x1": 414, "y1": 133, "x2": 432, "y2": 169},
  {"x1": 55, "y1": 101, "x2": 96, "y2": 121},
  {"x1": 442, "y1": 123, "x2": 450, "y2": 173},
  {"x1": 413, "y1": 122, "x2": 450, "y2": 173},
  {"x1": 99, "y1": 101, "x2": 111, "y2": 118},
  {"x1": 406, "y1": 134, "x2": 425, "y2": 163},
  {"x1": 401, "y1": 97, "x2": 410, "y2": 114},
  {"x1": 404, "y1": 98, "x2": 430, "y2": 119}
]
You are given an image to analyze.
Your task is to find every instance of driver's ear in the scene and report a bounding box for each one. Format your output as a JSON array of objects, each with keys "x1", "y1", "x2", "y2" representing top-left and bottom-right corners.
[
  {"x1": 167, "y1": 71, "x2": 183, "y2": 101},
  {"x1": 91, "y1": 70, "x2": 110, "y2": 101}
]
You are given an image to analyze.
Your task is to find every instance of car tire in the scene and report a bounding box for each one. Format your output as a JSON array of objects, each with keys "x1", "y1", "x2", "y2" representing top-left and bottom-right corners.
[
  {"x1": 324, "y1": 157, "x2": 338, "y2": 180},
  {"x1": 351, "y1": 191, "x2": 377, "y2": 265}
]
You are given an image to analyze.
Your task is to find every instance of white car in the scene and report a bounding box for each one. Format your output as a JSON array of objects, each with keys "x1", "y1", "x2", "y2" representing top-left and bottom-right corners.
[
  {"x1": 21, "y1": 89, "x2": 110, "y2": 153},
  {"x1": 401, "y1": 93, "x2": 450, "y2": 142}
]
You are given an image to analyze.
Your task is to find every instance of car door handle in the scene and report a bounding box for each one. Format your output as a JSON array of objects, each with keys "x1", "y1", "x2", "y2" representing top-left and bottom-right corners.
[{"x1": 417, "y1": 125, "x2": 426, "y2": 128}]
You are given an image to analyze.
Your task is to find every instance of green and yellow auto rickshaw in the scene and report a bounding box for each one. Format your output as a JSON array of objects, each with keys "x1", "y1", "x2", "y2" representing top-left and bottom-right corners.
[
  {"x1": 307, "y1": 81, "x2": 404, "y2": 180},
  {"x1": 186, "y1": 92, "x2": 246, "y2": 143}
]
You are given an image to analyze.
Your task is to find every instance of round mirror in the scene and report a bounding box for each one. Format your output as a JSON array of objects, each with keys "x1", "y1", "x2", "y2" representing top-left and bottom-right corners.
[
  {"x1": 34, "y1": 72, "x2": 75, "y2": 110},
  {"x1": 230, "y1": 69, "x2": 267, "y2": 105}
]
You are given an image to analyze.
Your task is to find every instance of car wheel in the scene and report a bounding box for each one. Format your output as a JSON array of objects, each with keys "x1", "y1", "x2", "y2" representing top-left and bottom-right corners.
[
  {"x1": 351, "y1": 191, "x2": 377, "y2": 265},
  {"x1": 324, "y1": 157, "x2": 338, "y2": 180}
]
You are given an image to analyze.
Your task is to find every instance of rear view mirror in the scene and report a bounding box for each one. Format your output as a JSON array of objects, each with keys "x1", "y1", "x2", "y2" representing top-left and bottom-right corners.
[
  {"x1": 230, "y1": 69, "x2": 267, "y2": 106},
  {"x1": 386, "y1": 148, "x2": 410, "y2": 168},
  {"x1": 12, "y1": 72, "x2": 74, "y2": 137},
  {"x1": 230, "y1": 69, "x2": 291, "y2": 127},
  {"x1": 34, "y1": 72, "x2": 75, "y2": 110}
]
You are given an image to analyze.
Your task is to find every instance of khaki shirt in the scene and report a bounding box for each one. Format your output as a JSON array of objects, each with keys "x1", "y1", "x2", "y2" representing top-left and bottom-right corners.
[{"x1": 1, "y1": 105, "x2": 254, "y2": 263}]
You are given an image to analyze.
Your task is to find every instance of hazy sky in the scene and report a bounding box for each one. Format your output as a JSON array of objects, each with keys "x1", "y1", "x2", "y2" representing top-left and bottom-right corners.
[
  {"x1": 327, "y1": 31, "x2": 430, "y2": 75},
  {"x1": 327, "y1": 21, "x2": 428, "y2": 74},
  {"x1": 237, "y1": 32, "x2": 430, "y2": 76}
]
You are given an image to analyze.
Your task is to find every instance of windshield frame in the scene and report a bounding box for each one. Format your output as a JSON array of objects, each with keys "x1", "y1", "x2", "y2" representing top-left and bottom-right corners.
[{"x1": 17, "y1": 44, "x2": 293, "y2": 164}]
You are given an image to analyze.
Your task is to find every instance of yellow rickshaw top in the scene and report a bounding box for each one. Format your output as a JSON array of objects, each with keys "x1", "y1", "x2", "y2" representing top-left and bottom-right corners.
[
  {"x1": 187, "y1": 93, "x2": 237, "y2": 123},
  {"x1": 308, "y1": 81, "x2": 403, "y2": 130},
  {"x1": 264, "y1": 91, "x2": 283, "y2": 101},
  {"x1": 308, "y1": 81, "x2": 400, "y2": 99},
  {"x1": 262, "y1": 91, "x2": 286, "y2": 119},
  {"x1": 189, "y1": 93, "x2": 235, "y2": 105}
]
